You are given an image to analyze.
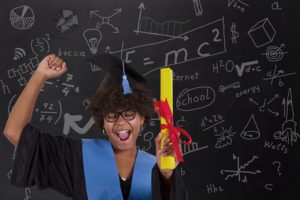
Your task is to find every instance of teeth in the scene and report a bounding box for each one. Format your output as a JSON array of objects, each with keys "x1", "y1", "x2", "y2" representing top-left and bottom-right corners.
[{"x1": 116, "y1": 130, "x2": 129, "y2": 134}]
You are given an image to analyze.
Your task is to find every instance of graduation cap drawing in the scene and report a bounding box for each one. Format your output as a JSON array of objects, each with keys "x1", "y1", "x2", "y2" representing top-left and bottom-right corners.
[{"x1": 86, "y1": 53, "x2": 147, "y2": 95}]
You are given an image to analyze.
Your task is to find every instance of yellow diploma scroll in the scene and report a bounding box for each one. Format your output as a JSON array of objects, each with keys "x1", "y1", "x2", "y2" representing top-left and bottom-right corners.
[{"x1": 160, "y1": 67, "x2": 176, "y2": 169}]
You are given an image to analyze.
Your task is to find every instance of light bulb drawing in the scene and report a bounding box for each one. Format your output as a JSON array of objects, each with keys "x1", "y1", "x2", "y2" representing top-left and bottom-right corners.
[{"x1": 83, "y1": 28, "x2": 102, "y2": 54}]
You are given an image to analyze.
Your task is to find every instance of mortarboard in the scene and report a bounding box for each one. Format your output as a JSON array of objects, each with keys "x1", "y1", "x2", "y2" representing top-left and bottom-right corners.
[{"x1": 86, "y1": 53, "x2": 147, "y2": 95}]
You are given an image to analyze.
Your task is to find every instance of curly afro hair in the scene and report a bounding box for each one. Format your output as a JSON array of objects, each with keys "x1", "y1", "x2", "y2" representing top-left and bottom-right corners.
[{"x1": 87, "y1": 74, "x2": 154, "y2": 130}]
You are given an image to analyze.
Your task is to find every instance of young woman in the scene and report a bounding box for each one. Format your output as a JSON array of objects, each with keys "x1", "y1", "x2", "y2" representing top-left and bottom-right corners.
[{"x1": 3, "y1": 54, "x2": 189, "y2": 200}]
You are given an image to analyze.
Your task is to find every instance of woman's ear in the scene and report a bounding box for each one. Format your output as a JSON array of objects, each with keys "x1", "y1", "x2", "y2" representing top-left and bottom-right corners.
[{"x1": 140, "y1": 116, "x2": 145, "y2": 126}]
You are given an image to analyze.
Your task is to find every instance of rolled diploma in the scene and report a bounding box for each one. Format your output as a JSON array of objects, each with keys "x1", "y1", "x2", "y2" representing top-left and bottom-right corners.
[{"x1": 160, "y1": 67, "x2": 176, "y2": 169}]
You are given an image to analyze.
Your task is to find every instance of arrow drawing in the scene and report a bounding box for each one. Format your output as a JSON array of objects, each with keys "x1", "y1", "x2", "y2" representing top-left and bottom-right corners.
[{"x1": 63, "y1": 113, "x2": 95, "y2": 135}]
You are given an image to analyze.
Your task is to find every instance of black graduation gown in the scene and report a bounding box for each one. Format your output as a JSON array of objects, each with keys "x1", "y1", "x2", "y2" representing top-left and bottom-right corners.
[{"x1": 10, "y1": 123, "x2": 189, "y2": 200}]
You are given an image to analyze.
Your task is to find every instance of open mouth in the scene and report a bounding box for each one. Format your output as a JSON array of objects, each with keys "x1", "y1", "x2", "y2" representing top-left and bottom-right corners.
[{"x1": 115, "y1": 130, "x2": 131, "y2": 141}]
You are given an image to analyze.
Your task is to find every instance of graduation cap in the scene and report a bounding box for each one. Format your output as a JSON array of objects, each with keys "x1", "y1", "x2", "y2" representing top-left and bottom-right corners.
[{"x1": 86, "y1": 53, "x2": 147, "y2": 95}]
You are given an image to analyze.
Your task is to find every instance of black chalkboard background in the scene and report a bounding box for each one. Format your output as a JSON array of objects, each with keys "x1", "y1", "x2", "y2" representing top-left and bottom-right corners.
[{"x1": 1, "y1": 0, "x2": 300, "y2": 199}]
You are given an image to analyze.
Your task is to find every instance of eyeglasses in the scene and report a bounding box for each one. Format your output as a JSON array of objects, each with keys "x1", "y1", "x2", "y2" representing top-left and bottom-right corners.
[{"x1": 103, "y1": 110, "x2": 137, "y2": 122}]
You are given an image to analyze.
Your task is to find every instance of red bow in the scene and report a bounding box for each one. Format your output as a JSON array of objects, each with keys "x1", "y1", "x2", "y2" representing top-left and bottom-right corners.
[{"x1": 154, "y1": 99, "x2": 192, "y2": 162}]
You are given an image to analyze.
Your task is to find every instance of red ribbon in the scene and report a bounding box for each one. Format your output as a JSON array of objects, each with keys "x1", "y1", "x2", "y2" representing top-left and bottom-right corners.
[{"x1": 154, "y1": 99, "x2": 192, "y2": 162}]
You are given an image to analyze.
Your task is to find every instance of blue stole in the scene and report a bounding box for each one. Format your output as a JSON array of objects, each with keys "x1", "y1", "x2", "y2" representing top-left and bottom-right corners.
[{"x1": 82, "y1": 139, "x2": 156, "y2": 200}]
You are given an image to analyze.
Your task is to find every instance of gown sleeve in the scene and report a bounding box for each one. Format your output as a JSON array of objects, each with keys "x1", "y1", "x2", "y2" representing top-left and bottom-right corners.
[
  {"x1": 10, "y1": 123, "x2": 87, "y2": 199},
  {"x1": 152, "y1": 164, "x2": 189, "y2": 200}
]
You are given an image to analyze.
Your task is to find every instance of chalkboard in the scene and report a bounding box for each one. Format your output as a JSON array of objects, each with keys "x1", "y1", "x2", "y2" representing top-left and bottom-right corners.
[{"x1": 1, "y1": 0, "x2": 300, "y2": 199}]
